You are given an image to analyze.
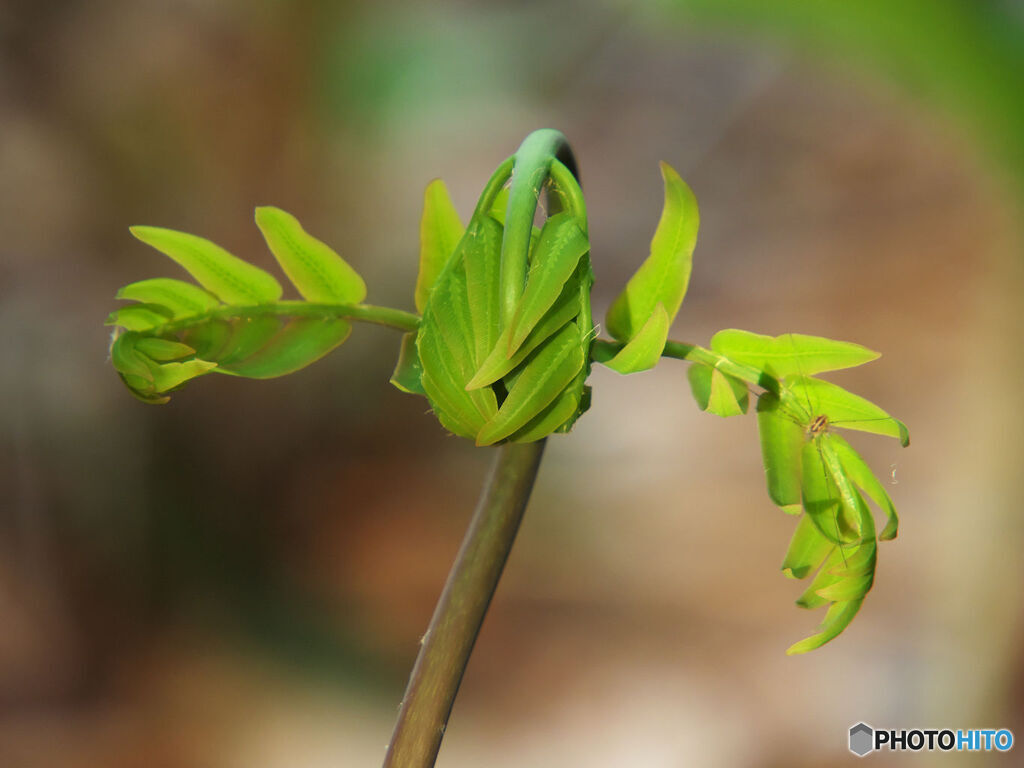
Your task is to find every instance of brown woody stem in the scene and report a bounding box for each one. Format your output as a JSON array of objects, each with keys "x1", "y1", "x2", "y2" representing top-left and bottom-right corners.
[{"x1": 381, "y1": 440, "x2": 546, "y2": 768}]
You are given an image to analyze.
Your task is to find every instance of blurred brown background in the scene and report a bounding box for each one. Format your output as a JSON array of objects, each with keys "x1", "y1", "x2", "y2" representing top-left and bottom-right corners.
[{"x1": 2, "y1": 1, "x2": 1023, "y2": 766}]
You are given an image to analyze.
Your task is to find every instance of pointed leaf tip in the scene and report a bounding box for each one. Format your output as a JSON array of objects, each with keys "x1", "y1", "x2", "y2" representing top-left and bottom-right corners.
[
  {"x1": 130, "y1": 224, "x2": 282, "y2": 305},
  {"x1": 416, "y1": 179, "x2": 464, "y2": 313},
  {"x1": 711, "y1": 330, "x2": 880, "y2": 378},
  {"x1": 602, "y1": 303, "x2": 668, "y2": 375},
  {"x1": 116, "y1": 278, "x2": 219, "y2": 318},
  {"x1": 255, "y1": 206, "x2": 366, "y2": 304},
  {"x1": 605, "y1": 161, "x2": 698, "y2": 342},
  {"x1": 785, "y1": 599, "x2": 865, "y2": 655}
]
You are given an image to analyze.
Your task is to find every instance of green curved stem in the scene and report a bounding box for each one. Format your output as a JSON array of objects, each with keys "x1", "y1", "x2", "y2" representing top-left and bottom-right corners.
[
  {"x1": 382, "y1": 440, "x2": 546, "y2": 768},
  {"x1": 499, "y1": 129, "x2": 578, "y2": 327},
  {"x1": 591, "y1": 337, "x2": 780, "y2": 393},
  {"x1": 145, "y1": 301, "x2": 421, "y2": 336},
  {"x1": 383, "y1": 129, "x2": 581, "y2": 768},
  {"x1": 471, "y1": 157, "x2": 515, "y2": 219},
  {"x1": 549, "y1": 159, "x2": 588, "y2": 232}
]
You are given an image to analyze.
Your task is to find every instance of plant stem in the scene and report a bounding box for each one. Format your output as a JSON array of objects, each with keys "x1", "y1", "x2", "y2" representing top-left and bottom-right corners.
[
  {"x1": 591, "y1": 337, "x2": 779, "y2": 393},
  {"x1": 382, "y1": 440, "x2": 546, "y2": 768},
  {"x1": 499, "y1": 129, "x2": 577, "y2": 327}
]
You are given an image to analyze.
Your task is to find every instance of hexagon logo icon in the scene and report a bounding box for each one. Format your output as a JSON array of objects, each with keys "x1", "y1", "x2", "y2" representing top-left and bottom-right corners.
[{"x1": 849, "y1": 722, "x2": 874, "y2": 757}]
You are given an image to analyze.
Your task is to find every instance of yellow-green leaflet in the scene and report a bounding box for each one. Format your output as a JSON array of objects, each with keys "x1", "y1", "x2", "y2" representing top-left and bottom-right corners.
[
  {"x1": 504, "y1": 212, "x2": 589, "y2": 353},
  {"x1": 781, "y1": 515, "x2": 834, "y2": 580},
  {"x1": 800, "y1": 439, "x2": 849, "y2": 545},
  {"x1": 217, "y1": 318, "x2": 352, "y2": 379},
  {"x1": 784, "y1": 376, "x2": 910, "y2": 446},
  {"x1": 110, "y1": 208, "x2": 376, "y2": 403},
  {"x1": 416, "y1": 211, "x2": 504, "y2": 431},
  {"x1": 475, "y1": 323, "x2": 586, "y2": 446},
  {"x1": 418, "y1": 323, "x2": 496, "y2": 435},
  {"x1": 786, "y1": 599, "x2": 866, "y2": 656},
  {"x1": 829, "y1": 433, "x2": 899, "y2": 540},
  {"x1": 130, "y1": 225, "x2": 283, "y2": 305},
  {"x1": 710, "y1": 330, "x2": 879, "y2": 378},
  {"x1": 416, "y1": 179, "x2": 464, "y2": 312},
  {"x1": 110, "y1": 331, "x2": 217, "y2": 402},
  {"x1": 212, "y1": 316, "x2": 282, "y2": 367},
  {"x1": 105, "y1": 304, "x2": 174, "y2": 331},
  {"x1": 818, "y1": 434, "x2": 873, "y2": 541},
  {"x1": 507, "y1": 389, "x2": 580, "y2": 444},
  {"x1": 465, "y1": 267, "x2": 583, "y2": 390},
  {"x1": 116, "y1": 278, "x2": 219, "y2": 318},
  {"x1": 606, "y1": 162, "x2": 698, "y2": 342},
  {"x1": 687, "y1": 362, "x2": 749, "y2": 416},
  {"x1": 255, "y1": 206, "x2": 366, "y2": 304},
  {"x1": 756, "y1": 392, "x2": 804, "y2": 514},
  {"x1": 604, "y1": 303, "x2": 669, "y2": 374},
  {"x1": 462, "y1": 215, "x2": 504, "y2": 364},
  {"x1": 133, "y1": 338, "x2": 196, "y2": 361},
  {"x1": 390, "y1": 331, "x2": 426, "y2": 396}
]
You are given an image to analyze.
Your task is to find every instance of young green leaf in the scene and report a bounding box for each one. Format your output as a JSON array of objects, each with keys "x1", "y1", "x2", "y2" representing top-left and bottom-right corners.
[
  {"x1": 508, "y1": 389, "x2": 580, "y2": 443},
  {"x1": 415, "y1": 214, "x2": 511, "y2": 439},
  {"x1": 116, "y1": 278, "x2": 219, "y2": 318},
  {"x1": 786, "y1": 599, "x2": 866, "y2": 655},
  {"x1": 819, "y1": 434, "x2": 876, "y2": 541},
  {"x1": 130, "y1": 225, "x2": 283, "y2": 305},
  {"x1": 781, "y1": 514, "x2": 833, "y2": 580},
  {"x1": 800, "y1": 440, "x2": 847, "y2": 544},
  {"x1": 687, "y1": 362, "x2": 749, "y2": 416},
  {"x1": 829, "y1": 433, "x2": 899, "y2": 540},
  {"x1": 487, "y1": 185, "x2": 510, "y2": 226},
  {"x1": 390, "y1": 331, "x2": 426, "y2": 396},
  {"x1": 416, "y1": 179, "x2": 464, "y2": 312},
  {"x1": 556, "y1": 382, "x2": 592, "y2": 435},
  {"x1": 710, "y1": 330, "x2": 879, "y2": 378},
  {"x1": 505, "y1": 212, "x2": 589, "y2": 353},
  {"x1": 133, "y1": 338, "x2": 197, "y2": 362},
  {"x1": 217, "y1": 318, "x2": 351, "y2": 379},
  {"x1": 418, "y1": 314, "x2": 498, "y2": 434},
  {"x1": 110, "y1": 334, "x2": 155, "y2": 383},
  {"x1": 147, "y1": 359, "x2": 219, "y2": 391},
  {"x1": 105, "y1": 304, "x2": 174, "y2": 331},
  {"x1": 603, "y1": 303, "x2": 669, "y2": 375},
  {"x1": 476, "y1": 324, "x2": 585, "y2": 447},
  {"x1": 212, "y1": 316, "x2": 282, "y2": 367},
  {"x1": 827, "y1": 537, "x2": 877, "y2": 579},
  {"x1": 462, "y1": 214, "x2": 504, "y2": 364},
  {"x1": 421, "y1": 371, "x2": 482, "y2": 438},
  {"x1": 786, "y1": 376, "x2": 910, "y2": 446},
  {"x1": 255, "y1": 206, "x2": 366, "y2": 304},
  {"x1": 605, "y1": 162, "x2": 698, "y2": 342},
  {"x1": 111, "y1": 331, "x2": 217, "y2": 402},
  {"x1": 465, "y1": 267, "x2": 583, "y2": 390},
  {"x1": 427, "y1": 263, "x2": 476, "y2": 372},
  {"x1": 181, "y1": 319, "x2": 233, "y2": 361},
  {"x1": 793, "y1": 538, "x2": 876, "y2": 609},
  {"x1": 756, "y1": 393, "x2": 804, "y2": 514}
]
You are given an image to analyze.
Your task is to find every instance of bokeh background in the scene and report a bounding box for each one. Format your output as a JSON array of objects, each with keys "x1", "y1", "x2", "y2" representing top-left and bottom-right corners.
[{"x1": 2, "y1": 1, "x2": 1023, "y2": 766}]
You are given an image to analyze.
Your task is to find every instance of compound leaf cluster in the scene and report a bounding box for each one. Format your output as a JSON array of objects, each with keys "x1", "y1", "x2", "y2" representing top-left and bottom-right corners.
[
  {"x1": 103, "y1": 133, "x2": 910, "y2": 655},
  {"x1": 401, "y1": 159, "x2": 594, "y2": 447},
  {"x1": 107, "y1": 208, "x2": 365, "y2": 403},
  {"x1": 699, "y1": 330, "x2": 907, "y2": 653}
]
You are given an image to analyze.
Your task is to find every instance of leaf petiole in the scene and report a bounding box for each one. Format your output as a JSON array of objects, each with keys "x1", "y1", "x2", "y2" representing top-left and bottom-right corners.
[{"x1": 591, "y1": 337, "x2": 779, "y2": 394}]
